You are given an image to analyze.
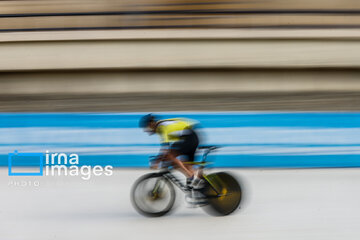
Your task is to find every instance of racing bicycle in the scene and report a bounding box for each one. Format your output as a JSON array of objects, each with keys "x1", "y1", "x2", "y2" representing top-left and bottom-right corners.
[{"x1": 131, "y1": 146, "x2": 242, "y2": 217}]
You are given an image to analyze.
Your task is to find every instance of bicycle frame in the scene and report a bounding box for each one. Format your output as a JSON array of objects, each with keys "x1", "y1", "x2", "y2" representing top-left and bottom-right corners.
[{"x1": 162, "y1": 170, "x2": 190, "y2": 192}]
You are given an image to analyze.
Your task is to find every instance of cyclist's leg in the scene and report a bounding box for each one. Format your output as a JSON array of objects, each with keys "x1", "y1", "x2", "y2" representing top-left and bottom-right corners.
[
  {"x1": 167, "y1": 149, "x2": 194, "y2": 177},
  {"x1": 185, "y1": 130, "x2": 200, "y2": 178},
  {"x1": 166, "y1": 129, "x2": 200, "y2": 178},
  {"x1": 167, "y1": 132, "x2": 198, "y2": 177}
]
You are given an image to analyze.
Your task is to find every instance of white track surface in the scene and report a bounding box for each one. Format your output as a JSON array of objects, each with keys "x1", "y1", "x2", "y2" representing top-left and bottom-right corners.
[{"x1": 1, "y1": 168, "x2": 360, "y2": 240}]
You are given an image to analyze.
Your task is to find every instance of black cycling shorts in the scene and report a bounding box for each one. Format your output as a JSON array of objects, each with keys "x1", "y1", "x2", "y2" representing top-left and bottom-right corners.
[{"x1": 170, "y1": 129, "x2": 199, "y2": 162}]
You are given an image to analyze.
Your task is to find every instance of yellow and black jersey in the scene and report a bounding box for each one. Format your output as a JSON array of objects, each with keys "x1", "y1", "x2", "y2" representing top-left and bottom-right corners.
[{"x1": 155, "y1": 118, "x2": 198, "y2": 144}]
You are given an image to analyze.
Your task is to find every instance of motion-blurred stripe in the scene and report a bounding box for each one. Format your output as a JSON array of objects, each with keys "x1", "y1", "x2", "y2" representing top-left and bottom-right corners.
[{"x1": 1, "y1": 0, "x2": 360, "y2": 30}]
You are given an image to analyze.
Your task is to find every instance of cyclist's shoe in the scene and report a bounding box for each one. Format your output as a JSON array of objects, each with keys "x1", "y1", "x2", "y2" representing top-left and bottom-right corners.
[
  {"x1": 185, "y1": 177, "x2": 208, "y2": 206},
  {"x1": 187, "y1": 176, "x2": 206, "y2": 189},
  {"x1": 191, "y1": 178, "x2": 206, "y2": 190}
]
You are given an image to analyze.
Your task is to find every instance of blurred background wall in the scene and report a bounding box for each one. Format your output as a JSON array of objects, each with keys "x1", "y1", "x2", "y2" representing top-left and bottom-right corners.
[
  {"x1": 1, "y1": 0, "x2": 360, "y2": 30},
  {"x1": 0, "y1": 0, "x2": 360, "y2": 111}
]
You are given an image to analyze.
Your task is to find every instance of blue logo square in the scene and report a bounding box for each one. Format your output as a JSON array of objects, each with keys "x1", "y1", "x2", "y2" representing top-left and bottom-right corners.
[{"x1": 8, "y1": 150, "x2": 43, "y2": 176}]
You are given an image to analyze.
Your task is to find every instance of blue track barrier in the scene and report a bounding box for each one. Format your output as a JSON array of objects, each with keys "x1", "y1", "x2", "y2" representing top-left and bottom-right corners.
[{"x1": 1, "y1": 112, "x2": 360, "y2": 168}]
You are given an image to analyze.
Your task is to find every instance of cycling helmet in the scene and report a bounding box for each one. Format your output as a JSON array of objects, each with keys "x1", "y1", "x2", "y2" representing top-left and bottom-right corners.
[{"x1": 139, "y1": 114, "x2": 155, "y2": 128}]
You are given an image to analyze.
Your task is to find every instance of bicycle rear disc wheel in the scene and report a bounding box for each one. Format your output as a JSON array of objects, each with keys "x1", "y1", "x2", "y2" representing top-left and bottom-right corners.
[
  {"x1": 131, "y1": 173, "x2": 175, "y2": 217},
  {"x1": 203, "y1": 172, "x2": 242, "y2": 216}
]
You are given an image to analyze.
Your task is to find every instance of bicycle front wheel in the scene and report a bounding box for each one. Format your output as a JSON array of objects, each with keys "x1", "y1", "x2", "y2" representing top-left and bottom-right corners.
[{"x1": 131, "y1": 173, "x2": 176, "y2": 217}]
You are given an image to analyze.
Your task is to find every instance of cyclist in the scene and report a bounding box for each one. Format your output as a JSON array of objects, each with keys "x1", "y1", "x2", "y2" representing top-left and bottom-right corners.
[{"x1": 139, "y1": 114, "x2": 204, "y2": 189}]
